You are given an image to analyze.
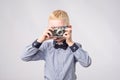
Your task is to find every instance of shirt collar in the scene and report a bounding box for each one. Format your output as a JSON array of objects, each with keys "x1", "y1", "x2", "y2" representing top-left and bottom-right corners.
[{"x1": 53, "y1": 40, "x2": 68, "y2": 50}]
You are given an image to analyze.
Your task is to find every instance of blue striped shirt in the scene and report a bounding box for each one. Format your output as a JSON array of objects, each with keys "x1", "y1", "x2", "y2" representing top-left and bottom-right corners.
[{"x1": 21, "y1": 40, "x2": 91, "y2": 80}]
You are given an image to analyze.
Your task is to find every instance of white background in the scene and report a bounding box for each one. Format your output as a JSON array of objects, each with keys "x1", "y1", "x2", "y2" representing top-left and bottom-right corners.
[{"x1": 0, "y1": 0, "x2": 120, "y2": 80}]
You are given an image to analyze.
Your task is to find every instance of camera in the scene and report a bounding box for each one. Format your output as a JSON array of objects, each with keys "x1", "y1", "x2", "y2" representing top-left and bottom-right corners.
[{"x1": 52, "y1": 26, "x2": 67, "y2": 37}]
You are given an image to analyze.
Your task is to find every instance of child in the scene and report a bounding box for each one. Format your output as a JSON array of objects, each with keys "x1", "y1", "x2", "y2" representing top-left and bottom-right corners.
[{"x1": 21, "y1": 10, "x2": 91, "y2": 80}]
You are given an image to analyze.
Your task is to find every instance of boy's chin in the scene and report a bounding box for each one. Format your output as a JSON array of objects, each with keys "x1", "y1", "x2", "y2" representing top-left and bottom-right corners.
[{"x1": 53, "y1": 37, "x2": 65, "y2": 42}]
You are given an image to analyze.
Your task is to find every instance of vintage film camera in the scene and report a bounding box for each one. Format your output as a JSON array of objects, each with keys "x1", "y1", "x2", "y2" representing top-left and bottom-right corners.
[{"x1": 52, "y1": 26, "x2": 68, "y2": 37}]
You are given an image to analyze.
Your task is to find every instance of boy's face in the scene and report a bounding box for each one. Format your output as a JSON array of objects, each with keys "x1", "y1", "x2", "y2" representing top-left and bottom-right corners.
[
  {"x1": 48, "y1": 19, "x2": 67, "y2": 42},
  {"x1": 49, "y1": 19, "x2": 67, "y2": 27}
]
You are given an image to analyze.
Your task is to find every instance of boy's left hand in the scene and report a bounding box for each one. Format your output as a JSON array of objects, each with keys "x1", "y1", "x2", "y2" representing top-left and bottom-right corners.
[{"x1": 63, "y1": 25, "x2": 74, "y2": 46}]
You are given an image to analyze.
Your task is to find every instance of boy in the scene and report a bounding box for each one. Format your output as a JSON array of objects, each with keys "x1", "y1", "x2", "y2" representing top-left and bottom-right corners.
[{"x1": 21, "y1": 10, "x2": 91, "y2": 80}]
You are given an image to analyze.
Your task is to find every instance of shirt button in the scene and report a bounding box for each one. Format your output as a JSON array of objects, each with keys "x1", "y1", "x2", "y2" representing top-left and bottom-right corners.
[{"x1": 73, "y1": 47, "x2": 76, "y2": 50}]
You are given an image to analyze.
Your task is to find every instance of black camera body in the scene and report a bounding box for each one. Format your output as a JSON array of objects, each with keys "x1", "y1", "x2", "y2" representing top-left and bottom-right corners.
[{"x1": 52, "y1": 26, "x2": 67, "y2": 37}]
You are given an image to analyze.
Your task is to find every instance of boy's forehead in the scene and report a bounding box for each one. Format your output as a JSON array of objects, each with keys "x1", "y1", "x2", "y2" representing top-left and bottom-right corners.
[{"x1": 48, "y1": 20, "x2": 67, "y2": 27}]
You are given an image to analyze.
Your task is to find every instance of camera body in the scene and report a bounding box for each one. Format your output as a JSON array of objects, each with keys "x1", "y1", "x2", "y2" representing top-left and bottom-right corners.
[{"x1": 52, "y1": 26, "x2": 67, "y2": 37}]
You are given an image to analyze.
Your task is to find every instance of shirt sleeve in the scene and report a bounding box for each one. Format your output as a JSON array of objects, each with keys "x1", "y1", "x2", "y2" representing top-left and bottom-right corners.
[
  {"x1": 21, "y1": 40, "x2": 47, "y2": 61},
  {"x1": 70, "y1": 43, "x2": 92, "y2": 67}
]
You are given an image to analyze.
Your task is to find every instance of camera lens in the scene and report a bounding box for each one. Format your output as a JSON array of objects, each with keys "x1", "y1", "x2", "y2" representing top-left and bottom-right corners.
[{"x1": 57, "y1": 30, "x2": 63, "y2": 36}]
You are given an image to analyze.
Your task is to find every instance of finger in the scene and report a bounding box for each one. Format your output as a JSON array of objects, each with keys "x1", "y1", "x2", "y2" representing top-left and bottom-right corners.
[
  {"x1": 50, "y1": 26, "x2": 56, "y2": 28},
  {"x1": 65, "y1": 27, "x2": 72, "y2": 32},
  {"x1": 68, "y1": 25, "x2": 72, "y2": 28},
  {"x1": 44, "y1": 30, "x2": 51, "y2": 36},
  {"x1": 63, "y1": 32, "x2": 68, "y2": 37},
  {"x1": 65, "y1": 29, "x2": 72, "y2": 34},
  {"x1": 48, "y1": 27, "x2": 54, "y2": 32},
  {"x1": 64, "y1": 31, "x2": 68, "y2": 34},
  {"x1": 44, "y1": 33, "x2": 50, "y2": 39},
  {"x1": 47, "y1": 30, "x2": 53, "y2": 36}
]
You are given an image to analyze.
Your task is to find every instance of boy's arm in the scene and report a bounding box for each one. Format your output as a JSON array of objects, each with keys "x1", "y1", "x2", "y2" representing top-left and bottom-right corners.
[
  {"x1": 69, "y1": 43, "x2": 92, "y2": 67},
  {"x1": 21, "y1": 40, "x2": 46, "y2": 61},
  {"x1": 21, "y1": 27, "x2": 54, "y2": 62}
]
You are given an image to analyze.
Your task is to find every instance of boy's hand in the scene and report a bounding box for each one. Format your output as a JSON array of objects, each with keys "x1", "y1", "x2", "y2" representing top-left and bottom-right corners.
[
  {"x1": 63, "y1": 25, "x2": 74, "y2": 46},
  {"x1": 37, "y1": 27, "x2": 54, "y2": 43}
]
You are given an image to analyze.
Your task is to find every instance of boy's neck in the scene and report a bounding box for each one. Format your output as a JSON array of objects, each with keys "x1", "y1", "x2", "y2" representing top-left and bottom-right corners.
[{"x1": 55, "y1": 40, "x2": 66, "y2": 45}]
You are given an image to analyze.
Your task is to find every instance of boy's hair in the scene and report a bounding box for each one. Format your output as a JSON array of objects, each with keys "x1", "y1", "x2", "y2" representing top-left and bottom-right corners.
[{"x1": 48, "y1": 10, "x2": 70, "y2": 25}]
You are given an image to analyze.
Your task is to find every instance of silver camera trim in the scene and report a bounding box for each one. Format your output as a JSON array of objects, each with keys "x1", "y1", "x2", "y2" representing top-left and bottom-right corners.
[{"x1": 52, "y1": 26, "x2": 67, "y2": 37}]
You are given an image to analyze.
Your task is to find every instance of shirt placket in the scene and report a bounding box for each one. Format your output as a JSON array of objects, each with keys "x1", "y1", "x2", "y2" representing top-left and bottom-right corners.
[{"x1": 56, "y1": 49, "x2": 64, "y2": 80}]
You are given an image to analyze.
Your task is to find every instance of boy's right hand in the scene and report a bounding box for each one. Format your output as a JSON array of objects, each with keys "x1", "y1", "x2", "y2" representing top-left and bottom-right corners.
[{"x1": 37, "y1": 27, "x2": 54, "y2": 43}]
